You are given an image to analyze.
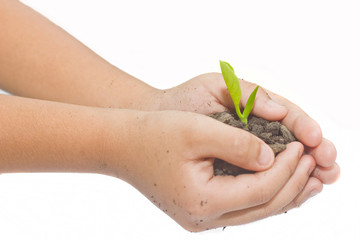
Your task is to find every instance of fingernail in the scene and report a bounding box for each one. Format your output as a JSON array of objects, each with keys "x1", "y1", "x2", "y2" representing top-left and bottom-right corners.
[{"x1": 259, "y1": 144, "x2": 273, "y2": 166}]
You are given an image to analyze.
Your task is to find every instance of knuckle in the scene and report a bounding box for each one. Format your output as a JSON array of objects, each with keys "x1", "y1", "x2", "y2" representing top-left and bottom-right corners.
[
  {"x1": 292, "y1": 116, "x2": 304, "y2": 137},
  {"x1": 284, "y1": 159, "x2": 296, "y2": 178},
  {"x1": 262, "y1": 205, "x2": 274, "y2": 219},
  {"x1": 294, "y1": 198, "x2": 303, "y2": 208},
  {"x1": 181, "y1": 118, "x2": 197, "y2": 136},
  {"x1": 245, "y1": 81, "x2": 257, "y2": 89},
  {"x1": 296, "y1": 181, "x2": 306, "y2": 194},
  {"x1": 206, "y1": 72, "x2": 222, "y2": 80},
  {"x1": 289, "y1": 141, "x2": 304, "y2": 158},
  {"x1": 257, "y1": 85, "x2": 268, "y2": 96},
  {"x1": 232, "y1": 134, "x2": 245, "y2": 159},
  {"x1": 241, "y1": 81, "x2": 259, "y2": 103},
  {"x1": 180, "y1": 117, "x2": 203, "y2": 147},
  {"x1": 233, "y1": 132, "x2": 259, "y2": 163},
  {"x1": 255, "y1": 186, "x2": 273, "y2": 205}
]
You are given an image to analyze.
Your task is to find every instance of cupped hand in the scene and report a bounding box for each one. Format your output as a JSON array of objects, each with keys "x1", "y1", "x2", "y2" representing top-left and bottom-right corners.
[
  {"x1": 112, "y1": 110, "x2": 315, "y2": 231},
  {"x1": 158, "y1": 72, "x2": 339, "y2": 186}
]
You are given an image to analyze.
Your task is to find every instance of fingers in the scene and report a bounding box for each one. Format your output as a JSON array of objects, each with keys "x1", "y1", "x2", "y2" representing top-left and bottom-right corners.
[
  {"x1": 306, "y1": 138, "x2": 337, "y2": 167},
  {"x1": 193, "y1": 117, "x2": 275, "y2": 171},
  {"x1": 241, "y1": 82, "x2": 339, "y2": 185},
  {"x1": 311, "y1": 163, "x2": 340, "y2": 185},
  {"x1": 204, "y1": 142, "x2": 304, "y2": 216},
  {"x1": 259, "y1": 88, "x2": 339, "y2": 185},
  {"x1": 213, "y1": 154, "x2": 315, "y2": 227},
  {"x1": 239, "y1": 79, "x2": 288, "y2": 121},
  {"x1": 215, "y1": 75, "x2": 322, "y2": 148},
  {"x1": 276, "y1": 177, "x2": 323, "y2": 215},
  {"x1": 267, "y1": 91, "x2": 323, "y2": 148}
]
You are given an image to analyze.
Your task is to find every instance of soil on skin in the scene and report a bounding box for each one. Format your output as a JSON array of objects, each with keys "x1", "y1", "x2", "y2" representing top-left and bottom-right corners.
[{"x1": 210, "y1": 111, "x2": 296, "y2": 176}]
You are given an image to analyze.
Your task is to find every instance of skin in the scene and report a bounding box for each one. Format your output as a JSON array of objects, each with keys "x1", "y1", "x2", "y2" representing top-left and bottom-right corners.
[
  {"x1": 0, "y1": 0, "x2": 339, "y2": 231},
  {"x1": 0, "y1": 94, "x2": 314, "y2": 231},
  {"x1": 159, "y1": 73, "x2": 339, "y2": 184}
]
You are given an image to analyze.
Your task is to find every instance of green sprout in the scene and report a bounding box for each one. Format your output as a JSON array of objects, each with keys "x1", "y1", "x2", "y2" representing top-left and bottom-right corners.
[{"x1": 219, "y1": 60, "x2": 259, "y2": 126}]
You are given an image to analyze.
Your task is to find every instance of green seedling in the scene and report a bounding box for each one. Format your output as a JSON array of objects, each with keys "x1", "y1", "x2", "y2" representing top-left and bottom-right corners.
[{"x1": 219, "y1": 60, "x2": 259, "y2": 126}]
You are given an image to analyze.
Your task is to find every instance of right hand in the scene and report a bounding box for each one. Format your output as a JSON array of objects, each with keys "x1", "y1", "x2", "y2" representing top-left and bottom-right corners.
[
  {"x1": 157, "y1": 72, "x2": 338, "y2": 186},
  {"x1": 106, "y1": 110, "x2": 315, "y2": 231}
]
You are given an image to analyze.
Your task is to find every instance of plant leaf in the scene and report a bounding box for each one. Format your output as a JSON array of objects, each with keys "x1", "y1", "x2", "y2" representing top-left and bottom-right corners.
[
  {"x1": 243, "y1": 85, "x2": 259, "y2": 120},
  {"x1": 219, "y1": 60, "x2": 243, "y2": 119}
]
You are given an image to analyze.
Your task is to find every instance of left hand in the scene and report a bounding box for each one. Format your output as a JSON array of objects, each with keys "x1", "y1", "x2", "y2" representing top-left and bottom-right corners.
[{"x1": 158, "y1": 72, "x2": 289, "y2": 117}]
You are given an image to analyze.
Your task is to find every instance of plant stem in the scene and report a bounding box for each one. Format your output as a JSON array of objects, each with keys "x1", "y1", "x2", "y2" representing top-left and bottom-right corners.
[{"x1": 235, "y1": 104, "x2": 248, "y2": 126}]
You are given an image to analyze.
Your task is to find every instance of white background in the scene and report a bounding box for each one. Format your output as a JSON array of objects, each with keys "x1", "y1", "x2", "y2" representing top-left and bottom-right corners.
[{"x1": 0, "y1": 0, "x2": 359, "y2": 239}]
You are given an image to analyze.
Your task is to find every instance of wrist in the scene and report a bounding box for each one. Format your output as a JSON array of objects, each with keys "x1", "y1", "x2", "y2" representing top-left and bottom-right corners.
[
  {"x1": 96, "y1": 108, "x2": 148, "y2": 181},
  {"x1": 101, "y1": 69, "x2": 164, "y2": 111},
  {"x1": 129, "y1": 86, "x2": 164, "y2": 111}
]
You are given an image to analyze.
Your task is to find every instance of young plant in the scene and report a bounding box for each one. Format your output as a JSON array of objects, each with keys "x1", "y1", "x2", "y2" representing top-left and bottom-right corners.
[{"x1": 219, "y1": 60, "x2": 259, "y2": 126}]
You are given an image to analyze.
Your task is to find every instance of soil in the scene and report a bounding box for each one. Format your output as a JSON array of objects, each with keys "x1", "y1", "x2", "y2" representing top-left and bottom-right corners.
[{"x1": 210, "y1": 111, "x2": 296, "y2": 176}]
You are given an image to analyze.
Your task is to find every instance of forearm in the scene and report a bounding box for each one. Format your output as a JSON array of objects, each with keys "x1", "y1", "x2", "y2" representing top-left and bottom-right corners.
[
  {"x1": 0, "y1": 0, "x2": 161, "y2": 109},
  {"x1": 0, "y1": 94, "x2": 132, "y2": 178}
]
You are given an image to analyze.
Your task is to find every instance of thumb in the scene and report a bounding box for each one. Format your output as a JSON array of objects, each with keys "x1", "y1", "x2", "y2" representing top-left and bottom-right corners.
[
  {"x1": 195, "y1": 118, "x2": 274, "y2": 171},
  {"x1": 240, "y1": 80, "x2": 288, "y2": 121}
]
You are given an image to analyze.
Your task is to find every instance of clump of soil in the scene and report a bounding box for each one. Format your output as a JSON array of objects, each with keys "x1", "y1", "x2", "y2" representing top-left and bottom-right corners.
[{"x1": 210, "y1": 112, "x2": 296, "y2": 176}]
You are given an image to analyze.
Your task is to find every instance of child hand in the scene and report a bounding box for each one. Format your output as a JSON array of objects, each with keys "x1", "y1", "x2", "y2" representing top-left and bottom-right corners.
[
  {"x1": 158, "y1": 73, "x2": 339, "y2": 187},
  {"x1": 105, "y1": 110, "x2": 315, "y2": 231}
]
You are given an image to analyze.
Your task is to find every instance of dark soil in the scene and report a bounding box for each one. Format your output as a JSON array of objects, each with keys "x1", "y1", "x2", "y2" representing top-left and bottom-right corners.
[{"x1": 210, "y1": 111, "x2": 296, "y2": 176}]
